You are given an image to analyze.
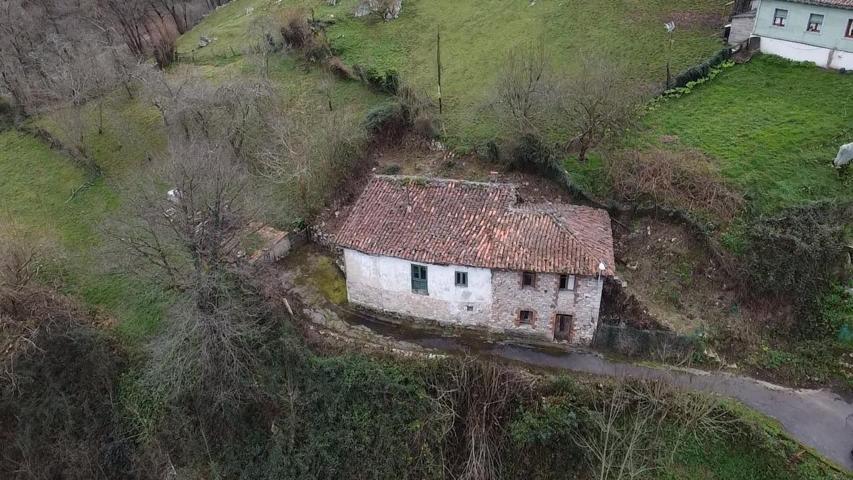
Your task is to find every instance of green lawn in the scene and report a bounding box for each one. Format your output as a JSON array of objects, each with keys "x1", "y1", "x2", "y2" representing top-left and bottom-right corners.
[
  {"x1": 327, "y1": 0, "x2": 725, "y2": 146},
  {"x1": 178, "y1": 0, "x2": 726, "y2": 146},
  {"x1": 0, "y1": 130, "x2": 170, "y2": 341},
  {"x1": 36, "y1": 90, "x2": 167, "y2": 178},
  {"x1": 640, "y1": 55, "x2": 853, "y2": 213}
]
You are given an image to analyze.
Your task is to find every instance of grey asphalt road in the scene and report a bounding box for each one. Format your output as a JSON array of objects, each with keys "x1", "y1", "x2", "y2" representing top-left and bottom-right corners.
[
  {"x1": 300, "y1": 279, "x2": 853, "y2": 473},
  {"x1": 409, "y1": 335, "x2": 853, "y2": 473}
]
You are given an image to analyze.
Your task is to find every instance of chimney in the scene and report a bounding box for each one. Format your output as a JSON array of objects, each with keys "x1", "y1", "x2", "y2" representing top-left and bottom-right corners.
[{"x1": 489, "y1": 171, "x2": 499, "y2": 183}]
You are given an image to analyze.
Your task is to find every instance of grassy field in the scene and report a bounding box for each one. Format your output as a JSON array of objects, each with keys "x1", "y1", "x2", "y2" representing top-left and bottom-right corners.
[
  {"x1": 178, "y1": 0, "x2": 726, "y2": 146},
  {"x1": 0, "y1": 131, "x2": 171, "y2": 340},
  {"x1": 640, "y1": 55, "x2": 853, "y2": 213},
  {"x1": 565, "y1": 55, "x2": 853, "y2": 215},
  {"x1": 3, "y1": 34, "x2": 384, "y2": 340}
]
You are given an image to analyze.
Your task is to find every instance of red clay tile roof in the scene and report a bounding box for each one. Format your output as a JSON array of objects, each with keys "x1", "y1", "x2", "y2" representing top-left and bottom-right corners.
[{"x1": 336, "y1": 176, "x2": 615, "y2": 276}]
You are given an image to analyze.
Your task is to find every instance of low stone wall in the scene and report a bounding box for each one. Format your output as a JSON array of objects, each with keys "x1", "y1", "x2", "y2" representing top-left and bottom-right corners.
[{"x1": 592, "y1": 323, "x2": 698, "y2": 362}]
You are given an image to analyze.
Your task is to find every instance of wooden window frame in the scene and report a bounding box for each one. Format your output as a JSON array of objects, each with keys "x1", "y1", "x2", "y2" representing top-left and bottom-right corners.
[
  {"x1": 518, "y1": 309, "x2": 535, "y2": 326},
  {"x1": 558, "y1": 274, "x2": 575, "y2": 291},
  {"x1": 411, "y1": 264, "x2": 428, "y2": 295},
  {"x1": 521, "y1": 271, "x2": 536, "y2": 288},
  {"x1": 455, "y1": 271, "x2": 468, "y2": 288},
  {"x1": 846, "y1": 19, "x2": 853, "y2": 38},
  {"x1": 773, "y1": 8, "x2": 787, "y2": 27},
  {"x1": 807, "y1": 13, "x2": 823, "y2": 32}
]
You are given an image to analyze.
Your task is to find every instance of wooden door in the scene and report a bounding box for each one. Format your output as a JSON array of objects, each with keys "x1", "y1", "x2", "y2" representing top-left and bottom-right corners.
[{"x1": 554, "y1": 314, "x2": 573, "y2": 342}]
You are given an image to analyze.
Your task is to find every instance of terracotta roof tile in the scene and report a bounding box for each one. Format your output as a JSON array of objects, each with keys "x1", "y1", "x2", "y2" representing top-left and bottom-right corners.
[{"x1": 336, "y1": 176, "x2": 615, "y2": 276}]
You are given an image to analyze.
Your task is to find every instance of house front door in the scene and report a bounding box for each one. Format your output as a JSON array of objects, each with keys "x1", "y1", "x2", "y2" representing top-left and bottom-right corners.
[{"x1": 554, "y1": 314, "x2": 573, "y2": 342}]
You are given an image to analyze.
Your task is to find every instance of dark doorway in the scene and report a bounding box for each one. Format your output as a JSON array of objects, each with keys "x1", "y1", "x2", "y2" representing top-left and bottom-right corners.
[{"x1": 554, "y1": 314, "x2": 573, "y2": 342}]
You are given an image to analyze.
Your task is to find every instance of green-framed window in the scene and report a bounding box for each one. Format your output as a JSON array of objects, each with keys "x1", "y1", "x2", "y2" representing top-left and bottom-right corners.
[{"x1": 411, "y1": 264, "x2": 428, "y2": 294}]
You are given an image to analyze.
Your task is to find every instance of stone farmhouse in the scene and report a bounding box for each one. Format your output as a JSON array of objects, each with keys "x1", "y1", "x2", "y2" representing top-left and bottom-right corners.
[
  {"x1": 729, "y1": 0, "x2": 853, "y2": 69},
  {"x1": 335, "y1": 176, "x2": 615, "y2": 345}
]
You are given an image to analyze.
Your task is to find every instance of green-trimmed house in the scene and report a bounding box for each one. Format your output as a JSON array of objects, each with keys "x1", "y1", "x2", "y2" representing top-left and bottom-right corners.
[{"x1": 732, "y1": 0, "x2": 853, "y2": 69}]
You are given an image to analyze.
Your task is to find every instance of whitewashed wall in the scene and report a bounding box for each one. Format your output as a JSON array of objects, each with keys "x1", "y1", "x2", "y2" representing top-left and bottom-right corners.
[
  {"x1": 344, "y1": 249, "x2": 604, "y2": 345},
  {"x1": 344, "y1": 249, "x2": 493, "y2": 324},
  {"x1": 760, "y1": 37, "x2": 853, "y2": 69}
]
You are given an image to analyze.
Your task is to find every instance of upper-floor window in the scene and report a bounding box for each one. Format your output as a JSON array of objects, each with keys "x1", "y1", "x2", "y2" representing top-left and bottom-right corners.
[
  {"x1": 807, "y1": 13, "x2": 824, "y2": 32},
  {"x1": 773, "y1": 8, "x2": 787, "y2": 26},
  {"x1": 455, "y1": 271, "x2": 468, "y2": 288},
  {"x1": 522, "y1": 271, "x2": 536, "y2": 288},
  {"x1": 846, "y1": 19, "x2": 853, "y2": 38},
  {"x1": 411, "y1": 264, "x2": 428, "y2": 294},
  {"x1": 559, "y1": 274, "x2": 575, "y2": 291}
]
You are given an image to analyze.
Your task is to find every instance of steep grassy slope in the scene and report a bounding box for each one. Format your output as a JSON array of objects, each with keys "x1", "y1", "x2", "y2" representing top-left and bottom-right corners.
[
  {"x1": 641, "y1": 55, "x2": 853, "y2": 213},
  {"x1": 0, "y1": 131, "x2": 171, "y2": 340},
  {"x1": 178, "y1": 0, "x2": 726, "y2": 145}
]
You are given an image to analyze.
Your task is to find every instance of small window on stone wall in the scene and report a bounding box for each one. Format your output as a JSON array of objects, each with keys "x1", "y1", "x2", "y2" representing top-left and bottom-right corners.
[
  {"x1": 466, "y1": 305, "x2": 474, "y2": 312},
  {"x1": 559, "y1": 274, "x2": 575, "y2": 290},
  {"x1": 455, "y1": 271, "x2": 468, "y2": 287},
  {"x1": 518, "y1": 310, "x2": 534, "y2": 325},
  {"x1": 522, "y1": 271, "x2": 536, "y2": 288}
]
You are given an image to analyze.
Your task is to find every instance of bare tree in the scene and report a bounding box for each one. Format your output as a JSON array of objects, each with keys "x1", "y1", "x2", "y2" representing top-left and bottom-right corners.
[
  {"x1": 141, "y1": 68, "x2": 275, "y2": 161},
  {"x1": 552, "y1": 56, "x2": 646, "y2": 162},
  {"x1": 104, "y1": 137, "x2": 275, "y2": 453},
  {"x1": 493, "y1": 47, "x2": 645, "y2": 163},
  {"x1": 573, "y1": 380, "x2": 736, "y2": 480},
  {"x1": 431, "y1": 358, "x2": 533, "y2": 480},
  {"x1": 257, "y1": 107, "x2": 367, "y2": 218},
  {"x1": 493, "y1": 40, "x2": 553, "y2": 136},
  {"x1": 106, "y1": 137, "x2": 258, "y2": 294}
]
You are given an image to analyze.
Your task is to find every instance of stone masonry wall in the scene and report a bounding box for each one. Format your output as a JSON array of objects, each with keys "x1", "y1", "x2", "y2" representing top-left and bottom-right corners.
[
  {"x1": 490, "y1": 271, "x2": 603, "y2": 345},
  {"x1": 344, "y1": 249, "x2": 604, "y2": 345}
]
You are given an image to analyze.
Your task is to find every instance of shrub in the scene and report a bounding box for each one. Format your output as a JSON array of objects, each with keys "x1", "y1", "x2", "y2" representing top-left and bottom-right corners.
[
  {"x1": 354, "y1": 65, "x2": 400, "y2": 94},
  {"x1": 381, "y1": 164, "x2": 401, "y2": 175},
  {"x1": 327, "y1": 56, "x2": 357, "y2": 80},
  {"x1": 0, "y1": 96, "x2": 14, "y2": 130},
  {"x1": 670, "y1": 48, "x2": 732, "y2": 89},
  {"x1": 605, "y1": 149, "x2": 744, "y2": 221},
  {"x1": 741, "y1": 201, "x2": 852, "y2": 336},
  {"x1": 364, "y1": 102, "x2": 407, "y2": 139},
  {"x1": 152, "y1": 26, "x2": 178, "y2": 69},
  {"x1": 509, "y1": 133, "x2": 556, "y2": 173},
  {"x1": 396, "y1": 83, "x2": 439, "y2": 139},
  {"x1": 0, "y1": 287, "x2": 131, "y2": 479},
  {"x1": 280, "y1": 8, "x2": 312, "y2": 49}
]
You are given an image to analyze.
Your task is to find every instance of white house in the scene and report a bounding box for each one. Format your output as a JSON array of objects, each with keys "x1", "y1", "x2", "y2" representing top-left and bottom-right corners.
[
  {"x1": 733, "y1": 0, "x2": 853, "y2": 69},
  {"x1": 334, "y1": 176, "x2": 615, "y2": 345}
]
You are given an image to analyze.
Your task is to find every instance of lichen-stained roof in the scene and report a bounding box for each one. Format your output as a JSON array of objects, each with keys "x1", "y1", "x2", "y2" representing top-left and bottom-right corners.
[{"x1": 336, "y1": 176, "x2": 615, "y2": 276}]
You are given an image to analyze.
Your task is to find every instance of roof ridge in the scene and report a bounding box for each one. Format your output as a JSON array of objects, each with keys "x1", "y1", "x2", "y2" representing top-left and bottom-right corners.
[{"x1": 374, "y1": 175, "x2": 515, "y2": 189}]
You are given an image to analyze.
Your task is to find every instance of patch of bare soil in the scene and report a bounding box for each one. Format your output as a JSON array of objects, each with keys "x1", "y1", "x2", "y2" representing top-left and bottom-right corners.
[{"x1": 613, "y1": 216, "x2": 741, "y2": 336}]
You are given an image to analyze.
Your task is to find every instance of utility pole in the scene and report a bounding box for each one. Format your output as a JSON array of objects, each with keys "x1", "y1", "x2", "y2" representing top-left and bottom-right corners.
[
  {"x1": 665, "y1": 21, "x2": 676, "y2": 89},
  {"x1": 436, "y1": 26, "x2": 442, "y2": 114}
]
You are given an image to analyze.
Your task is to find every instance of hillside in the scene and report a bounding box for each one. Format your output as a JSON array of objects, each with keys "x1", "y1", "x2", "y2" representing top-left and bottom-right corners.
[{"x1": 0, "y1": 0, "x2": 851, "y2": 478}]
